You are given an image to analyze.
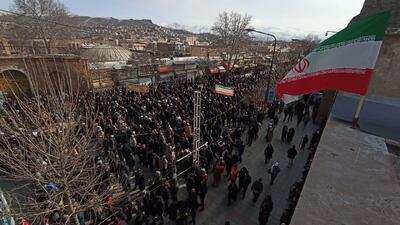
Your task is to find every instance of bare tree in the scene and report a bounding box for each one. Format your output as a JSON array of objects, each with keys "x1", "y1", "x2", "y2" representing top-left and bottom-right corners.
[
  {"x1": 211, "y1": 11, "x2": 252, "y2": 73},
  {"x1": 9, "y1": 0, "x2": 71, "y2": 54},
  {"x1": 0, "y1": 62, "x2": 115, "y2": 225}
]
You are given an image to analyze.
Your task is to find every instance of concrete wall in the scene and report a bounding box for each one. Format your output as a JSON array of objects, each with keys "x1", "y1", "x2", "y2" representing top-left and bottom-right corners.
[
  {"x1": 290, "y1": 118, "x2": 400, "y2": 225},
  {"x1": 368, "y1": 34, "x2": 400, "y2": 98},
  {"x1": 352, "y1": 0, "x2": 400, "y2": 98},
  {"x1": 0, "y1": 55, "x2": 91, "y2": 93}
]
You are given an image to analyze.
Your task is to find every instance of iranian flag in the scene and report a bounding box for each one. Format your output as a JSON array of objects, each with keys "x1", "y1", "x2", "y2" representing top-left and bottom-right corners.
[
  {"x1": 276, "y1": 11, "x2": 391, "y2": 103},
  {"x1": 215, "y1": 85, "x2": 234, "y2": 96}
]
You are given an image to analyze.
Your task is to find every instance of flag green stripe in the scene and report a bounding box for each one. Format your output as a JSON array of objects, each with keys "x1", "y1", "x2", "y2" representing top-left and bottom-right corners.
[
  {"x1": 216, "y1": 85, "x2": 233, "y2": 91},
  {"x1": 318, "y1": 11, "x2": 390, "y2": 48}
]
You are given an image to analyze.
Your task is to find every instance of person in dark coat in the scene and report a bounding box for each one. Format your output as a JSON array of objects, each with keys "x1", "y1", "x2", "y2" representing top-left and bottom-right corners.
[
  {"x1": 166, "y1": 201, "x2": 178, "y2": 221},
  {"x1": 286, "y1": 127, "x2": 295, "y2": 143},
  {"x1": 247, "y1": 126, "x2": 256, "y2": 146},
  {"x1": 170, "y1": 179, "x2": 179, "y2": 202},
  {"x1": 134, "y1": 169, "x2": 145, "y2": 191},
  {"x1": 309, "y1": 130, "x2": 321, "y2": 149},
  {"x1": 303, "y1": 111, "x2": 310, "y2": 128},
  {"x1": 281, "y1": 125, "x2": 288, "y2": 142},
  {"x1": 299, "y1": 135, "x2": 309, "y2": 150},
  {"x1": 241, "y1": 170, "x2": 252, "y2": 199},
  {"x1": 119, "y1": 170, "x2": 131, "y2": 192},
  {"x1": 176, "y1": 200, "x2": 189, "y2": 225},
  {"x1": 268, "y1": 162, "x2": 281, "y2": 185},
  {"x1": 273, "y1": 115, "x2": 279, "y2": 127},
  {"x1": 288, "y1": 107, "x2": 294, "y2": 122},
  {"x1": 227, "y1": 181, "x2": 239, "y2": 206},
  {"x1": 296, "y1": 111, "x2": 304, "y2": 126},
  {"x1": 264, "y1": 144, "x2": 274, "y2": 164},
  {"x1": 251, "y1": 178, "x2": 263, "y2": 203},
  {"x1": 160, "y1": 184, "x2": 170, "y2": 210},
  {"x1": 238, "y1": 167, "x2": 252, "y2": 199},
  {"x1": 287, "y1": 145, "x2": 298, "y2": 168},
  {"x1": 283, "y1": 107, "x2": 289, "y2": 122},
  {"x1": 198, "y1": 182, "x2": 207, "y2": 211},
  {"x1": 259, "y1": 195, "x2": 273, "y2": 225},
  {"x1": 235, "y1": 139, "x2": 245, "y2": 163},
  {"x1": 187, "y1": 189, "x2": 199, "y2": 225}
]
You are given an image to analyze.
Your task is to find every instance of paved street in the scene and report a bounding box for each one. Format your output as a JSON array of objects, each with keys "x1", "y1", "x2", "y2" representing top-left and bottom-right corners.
[{"x1": 194, "y1": 114, "x2": 318, "y2": 225}]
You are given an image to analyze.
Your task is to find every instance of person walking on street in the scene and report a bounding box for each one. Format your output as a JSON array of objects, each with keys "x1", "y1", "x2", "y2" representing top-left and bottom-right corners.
[
  {"x1": 299, "y1": 135, "x2": 309, "y2": 150},
  {"x1": 309, "y1": 130, "x2": 321, "y2": 149},
  {"x1": 303, "y1": 110, "x2": 310, "y2": 128},
  {"x1": 287, "y1": 146, "x2": 298, "y2": 168},
  {"x1": 227, "y1": 181, "x2": 239, "y2": 206},
  {"x1": 264, "y1": 144, "x2": 274, "y2": 164},
  {"x1": 235, "y1": 139, "x2": 245, "y2": 163},
  {"x1": 198, "y1": 181, "x2": 207, "y2": 211},
  {"x1": 287, "y1": 127, "x2": 295, "y2": 144},
  {"x1": 251, "y1": 178, "x2": 264, "y2": 202},
  {"x1": 213, "y1": 159, "x2": 225, "y2": 187},
  {"x1": 266, "y1": 126, "x2": 274, "y2": 144},
  {"x1": 229, "y1": 164, "x2": 240, "y2": 183},
  {"x1": 238, "y1": 167, "x2": 247, "y2": 192},
  {"x1": 265, "y1": 122, "x2": 274, "y2": 143},
  {"x1": 288, "y1": 106, "x2": 294, "y2": 122},
  {"x1": 187, "y1": 188, "x2": 199, "y2": 225},
  {"x1": 268, "y1": 162, "x2": 281, "y2": 185},
  {"x1": 242, "y1": 171, "x2": 252, "y2": 199},
  {"x1": 283, "y1": 107, "x2": 289, "y2": 122},
  {"x1": 281, "y1": 125, "x2": 288, "y2": 142},
  {"x1": 238, "y1": 167, "x2": 252, "y2": 199},
  {"x1": 247, "y1": 125, "x2": 256, "y2": 146},
  {"x1": 259, "y1": 195, "x2": 274, "y2": 225}
]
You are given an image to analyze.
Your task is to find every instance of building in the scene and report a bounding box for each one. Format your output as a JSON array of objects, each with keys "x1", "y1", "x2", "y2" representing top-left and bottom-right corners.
[
  {"x1": 81, "y1": 44, "x2": 132, "y2": 69},
  {"x1": 190, "y1": 45, "x2": 220, "y2": 58},
  {"x1": 186, "y1": 36, "x2": 198, "y2": 45},
  {"x1": 157, "y1": 42, "x2": 175, "y2": 58},
  {"x1": 0, "y1": 55, "x2": 90, "y2": 96}
]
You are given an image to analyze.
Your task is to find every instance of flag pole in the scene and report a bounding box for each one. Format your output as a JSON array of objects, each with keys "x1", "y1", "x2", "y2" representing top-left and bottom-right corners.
[{"x1": 351, "y1": 95, "x2": 366, "y2": 129}]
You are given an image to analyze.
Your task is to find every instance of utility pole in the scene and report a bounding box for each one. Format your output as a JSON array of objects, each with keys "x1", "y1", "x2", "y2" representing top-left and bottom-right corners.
[
  {"x1": 193, "y1": 90, "x2": 201, "y2": 167},
  {"x1": 245, "y1": 28, "x2": 277, "y2": 103}
]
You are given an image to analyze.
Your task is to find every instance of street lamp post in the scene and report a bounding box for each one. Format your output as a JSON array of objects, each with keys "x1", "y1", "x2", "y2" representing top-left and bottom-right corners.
[{"x1": 245, "y1": 28, "x2": 277, "y2": 103}]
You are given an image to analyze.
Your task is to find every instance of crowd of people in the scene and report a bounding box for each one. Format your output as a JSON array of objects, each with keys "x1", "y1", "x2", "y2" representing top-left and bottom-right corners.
[{"x1": 0, "y1": 64, "x2": 325, "y2": 225}]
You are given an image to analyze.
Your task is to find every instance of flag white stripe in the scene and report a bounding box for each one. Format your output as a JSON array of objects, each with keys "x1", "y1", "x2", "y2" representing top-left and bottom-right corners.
[{"x1": 284, "y1": 40, "x2": 382, "y2": 80}]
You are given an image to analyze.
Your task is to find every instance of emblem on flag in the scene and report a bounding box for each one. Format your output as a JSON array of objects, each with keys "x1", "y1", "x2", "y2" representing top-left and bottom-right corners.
[{"x1": 292, "y1": 58, "x2": 310, "y2": 73}]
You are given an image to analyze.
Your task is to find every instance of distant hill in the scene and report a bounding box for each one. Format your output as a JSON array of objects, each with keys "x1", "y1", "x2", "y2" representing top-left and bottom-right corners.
[
  {"x1": 68, "y1": 16, "x2": 194, "y2": 36},
  {"x1": 69, "y1": 16, "x2": 156, "y2": 28}
]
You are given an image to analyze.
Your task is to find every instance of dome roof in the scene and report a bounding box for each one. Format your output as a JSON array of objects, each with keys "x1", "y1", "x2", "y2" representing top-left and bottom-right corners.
[{"x1": 81, "y1": 45, "x2": 132, "y2": 62}]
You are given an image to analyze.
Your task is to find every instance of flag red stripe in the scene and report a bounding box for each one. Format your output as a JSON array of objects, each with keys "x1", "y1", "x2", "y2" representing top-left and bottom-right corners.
[
  {"x1": 275, "y1": 69, "x2": 373, "y2": 97},
  {"x1": 215, "y1": 90, "x2": 234, "y2": 96}
]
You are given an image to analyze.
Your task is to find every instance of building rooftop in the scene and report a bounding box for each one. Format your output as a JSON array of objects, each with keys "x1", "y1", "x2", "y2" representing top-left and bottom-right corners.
[
  {"x1": 81, "y1": 44, "x2": 132, "y2": 62},
  {"x1": 290, "y1": 118, "x2": 400, "y2": 225}
]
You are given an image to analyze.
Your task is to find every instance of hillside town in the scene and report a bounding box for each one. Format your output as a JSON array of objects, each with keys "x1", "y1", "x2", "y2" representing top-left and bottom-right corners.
[{"x1": 0, "y1": 1, "x2": 399, "y2": 225}]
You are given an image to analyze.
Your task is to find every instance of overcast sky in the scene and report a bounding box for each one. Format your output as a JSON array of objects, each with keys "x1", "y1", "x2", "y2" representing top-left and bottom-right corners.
[{"x1": 0, "y1": 0, "x2": 365, "y2": 36}]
